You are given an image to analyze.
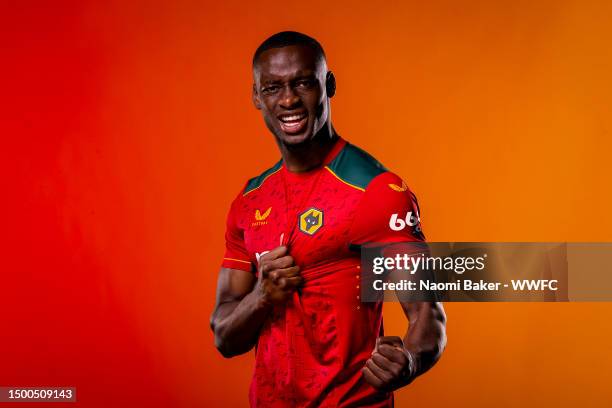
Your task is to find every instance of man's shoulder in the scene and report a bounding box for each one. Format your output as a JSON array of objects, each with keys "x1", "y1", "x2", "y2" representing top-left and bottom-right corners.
[
  {"x1": 326, "y1": 141, "x2": 388, "y2": 191},
  {"x1": 241, "y1": 159, "x2": 283, "y2": 197}
]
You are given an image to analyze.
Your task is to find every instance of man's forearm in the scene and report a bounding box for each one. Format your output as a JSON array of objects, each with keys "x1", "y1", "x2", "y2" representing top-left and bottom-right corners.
[
  {"x1": 402, "y1": 302, "x2": 447, "y2": 378},
  {"x1": 211, "y1": 286, "x2": 272, "y2": 358}
]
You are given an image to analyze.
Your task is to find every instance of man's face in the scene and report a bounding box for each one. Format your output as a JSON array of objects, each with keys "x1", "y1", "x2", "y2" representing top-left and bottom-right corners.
[{"x1": 253, "y1": 45, "x2": 330, "y2": 146}]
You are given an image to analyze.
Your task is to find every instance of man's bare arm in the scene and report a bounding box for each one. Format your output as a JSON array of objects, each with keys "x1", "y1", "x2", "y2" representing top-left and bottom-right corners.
[
  {"x1": 401, "y1": 301, "x2": 447, "y2": 378},
  {"x1": 210, "y1": 267, "x2": 269, "y2": 358},
  {"x1": 210, "y1": 246, "x2": 302, "y2": 358}
]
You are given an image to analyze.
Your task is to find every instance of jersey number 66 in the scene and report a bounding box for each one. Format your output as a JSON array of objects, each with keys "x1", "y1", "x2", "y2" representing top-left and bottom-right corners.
[{"x1": 389, "y1": 212, "x2": 420, "y2": 231}]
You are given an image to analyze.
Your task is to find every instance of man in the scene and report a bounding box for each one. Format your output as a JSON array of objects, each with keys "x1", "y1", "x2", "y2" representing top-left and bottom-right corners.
[{"x1": 211, "y1": 31, "x2": 446, "y2": 407}]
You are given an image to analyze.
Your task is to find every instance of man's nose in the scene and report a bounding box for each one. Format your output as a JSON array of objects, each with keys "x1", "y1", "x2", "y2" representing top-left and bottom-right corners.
[{"x1": 279, "y1": 85, "x2": 300, "y2": 108}]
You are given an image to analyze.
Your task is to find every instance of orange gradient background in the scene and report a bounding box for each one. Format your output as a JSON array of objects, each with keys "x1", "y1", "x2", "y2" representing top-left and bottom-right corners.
[{"x1": 2, "y1": 1, "x2": 611, "y2": 407}]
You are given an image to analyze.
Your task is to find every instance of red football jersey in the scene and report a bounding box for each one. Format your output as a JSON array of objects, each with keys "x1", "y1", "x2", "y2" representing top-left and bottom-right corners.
[{"x1": 221, "y1": 137, "x2": 424, "y2": 407}]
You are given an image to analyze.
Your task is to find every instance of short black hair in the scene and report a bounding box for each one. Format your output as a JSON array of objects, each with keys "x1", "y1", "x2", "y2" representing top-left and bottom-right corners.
[{"x1": 252, "y1": 31, "x2": 326, "y2": 68}]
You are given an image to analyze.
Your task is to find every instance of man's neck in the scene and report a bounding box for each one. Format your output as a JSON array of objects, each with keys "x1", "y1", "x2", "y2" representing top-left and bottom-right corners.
[{"x1": 279, "y1": 125, "x2": 338, "y2": 173}]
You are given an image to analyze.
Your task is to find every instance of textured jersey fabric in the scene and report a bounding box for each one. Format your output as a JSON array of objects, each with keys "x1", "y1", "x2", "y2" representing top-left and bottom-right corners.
[{"x1": 221, "y1": 137, "x2": 424, "y2": 407}]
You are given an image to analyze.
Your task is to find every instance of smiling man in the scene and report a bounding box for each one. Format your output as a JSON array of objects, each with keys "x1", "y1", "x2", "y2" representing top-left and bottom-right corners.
[{"x1": 210, "y1": 31, "x2": 447, "y2": 407}]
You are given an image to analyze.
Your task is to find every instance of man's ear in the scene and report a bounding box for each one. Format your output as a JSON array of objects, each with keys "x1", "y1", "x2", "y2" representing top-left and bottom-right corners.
[
  {"x1": 252, "y1": 83, "x2": 262, "y2": 110},
  {"x1": 326, "y1": 71, "x2": 336, "y2": 98}
]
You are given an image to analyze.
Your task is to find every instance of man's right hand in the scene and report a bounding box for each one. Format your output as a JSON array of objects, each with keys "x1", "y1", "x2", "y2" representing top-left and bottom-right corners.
[{"x1": 256, "y1": 245, "x2": 302, "y2": 305}]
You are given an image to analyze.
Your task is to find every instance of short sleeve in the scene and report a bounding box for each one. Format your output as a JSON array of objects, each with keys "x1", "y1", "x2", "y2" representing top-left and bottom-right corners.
[
  {"x1": 348, "y1": 172, "x2": 425, "y2": 247},
  {"x1": 220, "y1": 189, "x2": 254, "y2": 272}
]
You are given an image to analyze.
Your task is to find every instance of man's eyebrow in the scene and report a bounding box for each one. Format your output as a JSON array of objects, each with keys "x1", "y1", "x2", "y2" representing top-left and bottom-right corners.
[
  {"x1": 293, "y1": 73, "x2": 317, "y2": 80},
  {"x1": 260, "y1": 79, "x2": 282, "y2": 86},
  {"x1": 291, "y1": 69, "x2": 316, "y2": 77},
  {"x1": 258, "y1": 71, "x2": 317, "y2": 86}
]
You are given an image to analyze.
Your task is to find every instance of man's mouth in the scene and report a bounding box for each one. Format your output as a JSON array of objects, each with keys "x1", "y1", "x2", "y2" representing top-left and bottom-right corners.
[{"x1": 278, "y1": 112, "x2": 308, "y2": 135}]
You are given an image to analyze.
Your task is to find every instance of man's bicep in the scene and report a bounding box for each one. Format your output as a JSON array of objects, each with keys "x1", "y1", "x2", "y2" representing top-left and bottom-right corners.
[
  {"x1": 214, "y1": 267, "x2": 257, "y2": 306},
  {"x1": 399, "y1": 301, "x2": 446, "y2": 329}
]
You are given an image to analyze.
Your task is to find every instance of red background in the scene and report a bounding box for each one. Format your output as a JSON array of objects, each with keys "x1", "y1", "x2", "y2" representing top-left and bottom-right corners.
[{"x1": 2, "y1": 1, "x2": 611, "y2": 406}]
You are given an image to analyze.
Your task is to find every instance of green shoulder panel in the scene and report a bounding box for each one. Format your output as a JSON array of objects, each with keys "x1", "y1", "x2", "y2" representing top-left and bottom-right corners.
[
  {"x1": 243, "y1": 159, "x2": 283, "y2": 195},
  {"x1": 327, "y1": 142, "x2": 387, "y2": 190}
]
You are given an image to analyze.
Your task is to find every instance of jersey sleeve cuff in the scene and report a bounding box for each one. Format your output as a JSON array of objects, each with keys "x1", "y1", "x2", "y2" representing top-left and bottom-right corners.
[{"x1": 221, "y1": 257, "x2": 254, "y2": 272}]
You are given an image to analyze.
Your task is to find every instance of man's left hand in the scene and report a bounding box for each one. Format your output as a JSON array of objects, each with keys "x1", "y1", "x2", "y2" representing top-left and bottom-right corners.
[{"x1": 362, "y1": 336, "x2": 416, "y2": 391}]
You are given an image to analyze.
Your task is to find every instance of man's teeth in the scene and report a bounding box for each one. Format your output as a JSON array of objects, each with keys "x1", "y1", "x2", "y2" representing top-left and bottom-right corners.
[{"x1": 280, "y1": 114, "x2": 306, "y2": 123}]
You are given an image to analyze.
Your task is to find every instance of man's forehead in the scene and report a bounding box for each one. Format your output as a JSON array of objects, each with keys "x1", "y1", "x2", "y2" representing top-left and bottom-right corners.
[{"x1": 255, "y1": 45, "x2": 325, "y2": 80}]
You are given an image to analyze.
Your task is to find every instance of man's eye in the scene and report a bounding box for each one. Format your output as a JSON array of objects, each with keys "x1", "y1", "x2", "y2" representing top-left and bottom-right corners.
[
  {"x1": 262, "y1": 86, "x2": 280, "y2": 94},
  {"x1": 296, "y1": 80, "x2": 314, "y2": 88}
]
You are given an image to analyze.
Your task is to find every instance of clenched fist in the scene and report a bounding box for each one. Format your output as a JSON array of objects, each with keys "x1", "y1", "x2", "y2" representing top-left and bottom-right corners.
[
  {"x1": 256, "y1": 245, "x2": 302, "y2": 305},
  {"x1": 362, "y1": 336, "x2": 417, "y2": 392}
]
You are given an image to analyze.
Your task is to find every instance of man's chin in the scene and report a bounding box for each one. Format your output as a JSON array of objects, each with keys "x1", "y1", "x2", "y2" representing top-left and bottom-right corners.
[{"x1": 278, "y1": 131, "x2": 312, "y2": 147}]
